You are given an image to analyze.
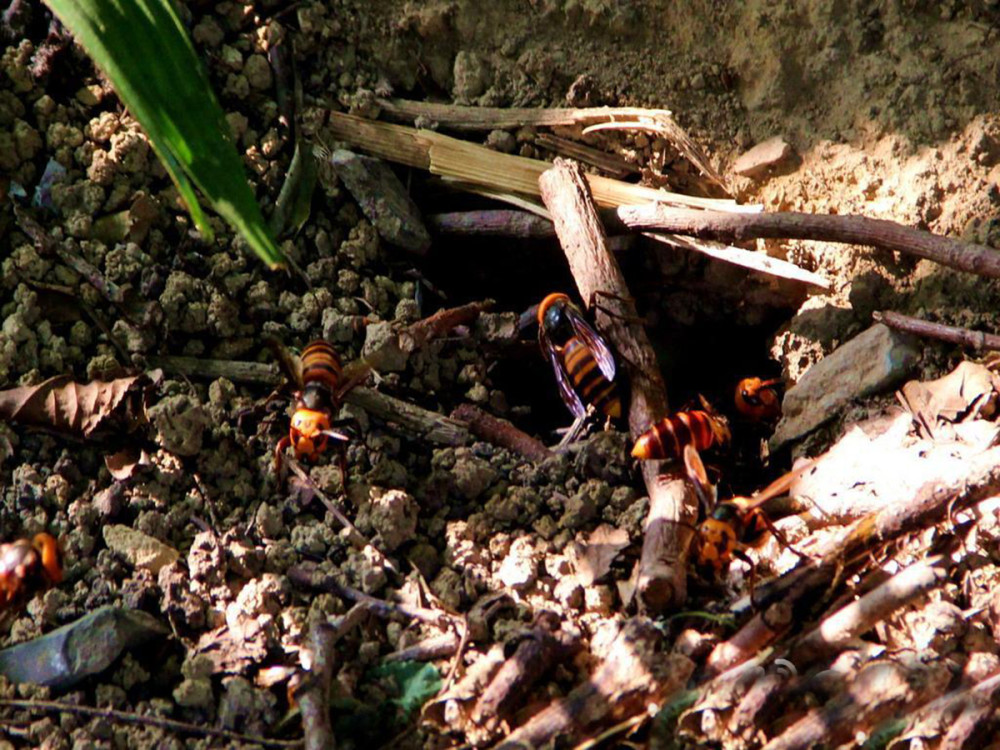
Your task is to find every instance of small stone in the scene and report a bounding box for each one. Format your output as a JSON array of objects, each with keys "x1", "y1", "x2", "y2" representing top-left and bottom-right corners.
[
  {"x1": 733, "y1": 136, "x2": 795, "y2": 179},
  {"x1": 147, "y1": 394, "x2": 210, "y2": 456},
  {"x1": 497, "y1": 537, "x2": 538, "y2": 590},
  {"x1": 584, "y1": 584, "x2": 615, "y2": 614},
  {"x1": 770, "y1": 323, "x2": 920, "y2": 450},
  {"x1": 361, "y1": 321, "x2": 408, "y2": 371},
  {"x1": 173, "y1": 677, "x2": 214, "y2": 710},
  {"x1": 244, "y1": 54, "x2": 273, "y2": 91},
  {"x1": 453, "y1": 51, "x2": 490, "y2": 102},
  {"x1": 103, "y1": 524, "x2": 180, "y2": 574},
  {"x1": 365, "y1": 488, "x2": 417, "y2": 552}
]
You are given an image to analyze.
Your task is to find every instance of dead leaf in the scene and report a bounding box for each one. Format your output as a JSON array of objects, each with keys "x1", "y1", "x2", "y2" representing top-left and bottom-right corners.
[
  {"x1": 566, "y1": 524, "x2": 630, "y2": 587},
  {"x1": 0, "y1": 370, "x2": 160, "y2": 438},
  {"x1": 104, "y1": 445, "x2": 153, "y2": 480},
  {"x1": 899, "y1": 361, "x2": 999, "y2": 439}
]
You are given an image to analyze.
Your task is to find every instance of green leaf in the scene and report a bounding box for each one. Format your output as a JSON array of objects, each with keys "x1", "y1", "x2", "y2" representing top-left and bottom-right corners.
[
  {"x1": 44, "y1": 0, "x2": 285, "y2": 269},
  {"x1": 371, "y1": 661, "x2": 441, "y2": 719}
]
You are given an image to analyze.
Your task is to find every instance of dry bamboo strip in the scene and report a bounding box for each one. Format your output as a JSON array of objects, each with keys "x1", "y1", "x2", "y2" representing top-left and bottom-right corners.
[
  {"x1": 324, "y1": 112, "x2": 757, "y2": 213},
  {"x1": 376, "y1": 97, "x2": 727, "y2": 189}
]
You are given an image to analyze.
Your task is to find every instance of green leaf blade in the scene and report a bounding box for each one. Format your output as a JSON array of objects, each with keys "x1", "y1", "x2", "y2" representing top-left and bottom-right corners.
[{"x1": 45, "y1": 0, "x2": 285, "y2": 269}]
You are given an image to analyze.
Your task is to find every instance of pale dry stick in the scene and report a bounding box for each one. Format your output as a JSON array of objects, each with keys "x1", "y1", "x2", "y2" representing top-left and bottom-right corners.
[
  {"x1": 539, "y1": 158, "x2": 691, "y2": 612},
  {"x1": 0, "y1": 699, "x2": 301, "y2": 748},
  {"x1": 144, "y1": 355, "x2": 282, "y2": 385},
  {"x1": 534, "y1": 132, "x2": 639, "y2": 178},
  {"x1": 375, "y1": 97, "x2": 727, "y2": 189},
  {"x1": 382, "y1": 631, "x2": 461, "y2": 662},
  {"x1": 616, "y1": 203, "x2": 1000, "y2": 280},
  {"x1": 874, "y1": 310, "x2": 1000, "y2": 351},
  {"x1": 790, "y1": 555, "x2": 951, "y2": 665}
]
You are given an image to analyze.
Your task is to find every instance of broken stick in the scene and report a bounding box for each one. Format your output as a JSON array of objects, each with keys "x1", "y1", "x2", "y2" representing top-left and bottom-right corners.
[
  {"x1": 539, "y1": 158, "x2": 692, "y2": 611},
  {"x1": 616, "y1": 204, "x2": 1000, "y2": 280},
  {"x1": 874, "y1": 310, "x2": 1000, "y2": 351},
  {"x1": 450, "y1": 403, "x2": 553, "y2": 462}
]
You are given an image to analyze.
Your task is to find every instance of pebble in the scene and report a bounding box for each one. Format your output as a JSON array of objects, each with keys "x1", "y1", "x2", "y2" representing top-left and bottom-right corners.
[
  {"x1": 770, "y1": 323, "x2": 920, "y2": 450},
  {"x1": 103, "y1": 524, "x2": 180, "y2": 574},
  {"x1": 497, "y1": 537, "x2": 538, "y2": 590},
  {"x1": 733, "y1": 136, "x2": 795, "y2": 179}
]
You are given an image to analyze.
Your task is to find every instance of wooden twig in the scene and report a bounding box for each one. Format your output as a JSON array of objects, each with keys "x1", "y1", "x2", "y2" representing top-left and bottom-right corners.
[
  {"x1": 703, "y1": 602, "x2": 793, "y2": 678},
  {"x1": 450, "y1": 403, "x2": 553, "y2": 462},
  {"x1": 375, "y1": 98, "x2": 726, "y2": 190},
  {"x1": 874, "y1": 310, "x2": 1000, "y2": 351},
  {"x1": 427, "y1": 210, "x2": 557, "y2": 238},
  {"x1": 887, "y1": 671, "x2": 1000, "y2": 750},
  {"x1": 0, "y1": 699, "x2": 301, "y2": 748},
  {"x1": 382, "y1": 632, "x2": 461, "y2": 663},
  {"x1": 325, "y1": 112, "x2": 753, "y2": 213},
  {"x1": 471, "y1": 613, "x2": 580, "y2": 729},
  {"x1": 144, "y1": 356, "x2": 282, "y2": 385},
  {"x1": 539, "y1": 158, "x2": 690, "y2": 611},
  {"x1": 345, "y1": 387, "x2": 469, "y2": 446},
  {"x1": 297, "y1": 621, "x2": 339, "y2": 750},
  {"x1": 616, "y1": 204, "x2": 1000, "y2": 280},
  {"x1": 790, "y1": 555, "x2": 950, "y2": 665},
  {"x1": 534, "y1": 133, "x2": 639, "y2": 179},
  {"x1": 498, "y1": 618, "x2": 694, "y2": 748},
  {"x1": 763, "y1": 660, "x2": 939, "y2": 750},
  {"x1": 287, "y1": 566, "x2": 454, "y2": 628}
]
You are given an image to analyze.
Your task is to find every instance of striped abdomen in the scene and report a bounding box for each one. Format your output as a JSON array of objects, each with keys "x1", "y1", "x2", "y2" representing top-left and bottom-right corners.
[
  {"x1": 631, "y1": 410, "x2": 730, "y2": 460},
  {"x1": 562, "y1": 337, "x2": 621, "y2": 418},
  {"x1": 300, "y1": 340, "x2": 342, "y2": 410}
]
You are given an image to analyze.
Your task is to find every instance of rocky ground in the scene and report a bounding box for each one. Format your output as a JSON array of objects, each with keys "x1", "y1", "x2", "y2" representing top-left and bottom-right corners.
[{"x1": 3, "y1": 1, "x2": 1000, "y2": 748}]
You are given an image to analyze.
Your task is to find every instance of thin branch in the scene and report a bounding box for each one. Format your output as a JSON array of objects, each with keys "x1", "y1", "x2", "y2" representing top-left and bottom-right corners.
[
  {"x1": 450, "y1": 403, "x2": 553, "y2": 462},
  {"x1": 285, "y1": 457, "x2": 398, "y2": 576},
  {"x1": 539, "y1": 158, "x2": 690, "y2": 611},
  {"x1": 345, "y1": 387, "x2": 469, "y2": 446},
  {"x1": 703, "y1": 602, "x2": 793, "y2": 678},
  {"x1": 790, "y1": 555, "x2": 950, "y2": 665},
  {"x1": 144, "y1": 356, "x2": 282, "y2": 385},
  {"x1": 427, "y1": 210, "x2": 557, "y2": 238},
  {"x1": 616, "y1": 204, "x2": 1000, "y2": 280},
  {"x1": 874, "y1": 310, "x2": 1000, "y2": 351},
  {"x1": 0, "y1": 699, "x2": 301, "y2": 748}
]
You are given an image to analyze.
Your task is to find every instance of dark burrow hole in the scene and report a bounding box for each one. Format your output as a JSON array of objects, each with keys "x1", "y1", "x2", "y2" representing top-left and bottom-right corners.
[{"x1": 419, "y1": 211, "x2": 799, "y2": 495}]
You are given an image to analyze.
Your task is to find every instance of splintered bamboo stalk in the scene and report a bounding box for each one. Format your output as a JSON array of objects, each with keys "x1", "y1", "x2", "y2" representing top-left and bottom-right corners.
[
  {"x1": 324, "y1": 112, "x2": 756, "y2": 214},
  {"x1": 376, "y1": 97, "x2": 727, "y2": 190}
]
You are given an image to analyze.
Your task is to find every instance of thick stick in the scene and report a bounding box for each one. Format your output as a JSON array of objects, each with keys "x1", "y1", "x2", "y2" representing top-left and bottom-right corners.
[
  {"x1": 616, "y1": 204, "x2": 1000, "y2": 280},
  {"x1": 703, "y1": 602, "x2": 793, "y2": 678},
  {"x1": 539, "y1": 158, "x2": 690, "y2": 611},
  {"x1": 450, "y1": 403, "x2": 553, "y2": 462},
  {"x1": 874, "y1": 310, "x2": 1000, "y2": 351},
  {"x1": 346, "y1": 387, "x2": 469, "y2": 446}
]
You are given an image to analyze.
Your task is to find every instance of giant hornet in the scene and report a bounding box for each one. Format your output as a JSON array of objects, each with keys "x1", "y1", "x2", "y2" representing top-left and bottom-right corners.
[
  {"x1": 734, "y1": 377, "x2": 783, "y2": 422},
  {"x1": 0, "y1": 533, "x2": 63, "y2": 611},
  {"x1": 683, "y1": 445, "x2": 813, "y2": 592},
  {"x1": 537, "y1": 293, "x2": 621, "y2": 422},
  {"x1": 274, "y1": 340, "x2": 351, "y2": 474},
  {"x1": 631, "y1": 397, "x2": 731, "y2": 462}
]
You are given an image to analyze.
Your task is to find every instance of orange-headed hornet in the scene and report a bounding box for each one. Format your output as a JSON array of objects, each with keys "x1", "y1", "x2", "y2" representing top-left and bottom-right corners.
[
  {"x1": 274, "y1": 340, "x2": 350, "y2": 473},
  {"x1": 0, "y1": 533, "x2": 63, "y2": 611},
  {"x1": 537, "y1": 293, "x2": 621, "y2": 421},
  {"x1": 735, "y1": 377, "x2": 783, "y2": 422},
  {"x1": 683, "y1": 445, "x2": 813, "y2": 587},
  {"x1": 631, "y1": 399, "x2": 731, "y2": 461}
]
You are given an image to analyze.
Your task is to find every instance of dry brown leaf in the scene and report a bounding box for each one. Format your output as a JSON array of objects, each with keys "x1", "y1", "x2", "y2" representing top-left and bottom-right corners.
[
  {"x1": 567, "y1": 524, "x2": 630, "y2": 587},
  {"x1": 0, "y1": 370, "x2": 160, "y2": 438},
  {"x1": 899, "y1": 361, "x2": 999, "y2": 439},
  {"x1": 104, "y1": 445, "x2": 153, "y2": 480}
]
